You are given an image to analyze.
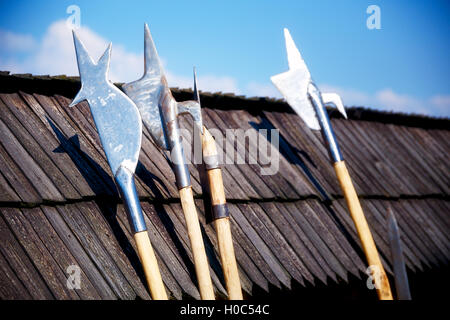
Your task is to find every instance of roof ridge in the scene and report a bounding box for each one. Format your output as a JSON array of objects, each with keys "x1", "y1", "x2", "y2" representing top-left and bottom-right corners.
[{"x1": 1, "y1": 71, "x2": 449, "y2": 129}]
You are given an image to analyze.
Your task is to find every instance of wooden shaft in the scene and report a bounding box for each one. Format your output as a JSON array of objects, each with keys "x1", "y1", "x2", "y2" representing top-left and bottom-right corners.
[
  {"x1": 134, "y1": 231, "x2": 168, "y2": 300},
  {"x1": 334, "y1": 161, "x2": 393, "y2": 300},
  {"x1": 179, "y1": 186, "x2": 215, "y2": 300},
  {"x1": 202, "y1": 127, "x2": 243, "y2": 300}
]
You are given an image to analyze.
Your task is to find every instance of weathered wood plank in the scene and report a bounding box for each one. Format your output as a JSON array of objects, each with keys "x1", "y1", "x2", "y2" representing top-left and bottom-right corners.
[
  {"x1": 0, "y1": 96, "x2": 81, "y2": 200},
  {"x1": 23, "y1": 206, "x2": 101, "y2": 299},
  {"x1": 2, "y1": 93, "x2": 95, "y2": 198},
  {"x1": 55, "y1": 204, "x2": 137, "y2": 299},
  {"x1": 333, "y1": 119, "x2": 396, "y2": 196},
  {"x1": 225, "y1": 110, "x2": 294, "y2": 199},
  {"x1": 425, "y1": 199, "x2": 450, "y2": 235},
  {"x1": 293, "y1": 200, "x2": 359, "y2": 279},
  {"x1": 396, "y1": 126, "x2": 449, "y2": 194},
  {"x1": 305, "y1": 199, "x2": 366, "y2": 275},
  {"x1": 402, "y1": 200, "x2": 449, "y2": 264},
  {"x1": 384, "y1": 124, "x2": 442, "y2": 194},
  {"x1": 345, "y1": 120, "x2": 415, "y2": 196},
  {"x1": 204, "y1": 108, "x2": 275, "y2": 199},
  {"x1": 333, "y1": 199, "x2": 393, "y2": 275},
  {"x1": 258, "y1": 201, "x2": 330, "y2": 283},
  {"x1": 243, "y1": 110, "x2": 320, "y2": 197},
  {"x1": 387, "y1": 201, "x2": 433, "y2": 269},
  {"x1": 0, "y1": 213, "x2": 53, "y2": 299},
  {"x1": 281, "y1": 112, "x2": 340, "y2": 194},
  {"x1": 244, "y1": 202, "x2": 309, "y2": 285},
  {"x1": 362, "y1": 200, "x2": 418, "y2": 272},
  {"x1": 40, "y1": 205, "x2": 117, "y2": 299},
  {"x1": 0, "y1": 249, "x2": 32, "y2": 299},
  {"x1": 284, "y1": 201, "x2": 343, "y2": 282},
  {"x1": 263, "y1": 111, "x2": 337, "y2": 196},
  {"x1": 1, "y1": 207, "x2": 79, "y2": 299},
  {"x1": 76, "y1": 201, "x2": 152, "y2": 299},
  {"x1": 0, "y1": 116, "x2": 64, "y2": 202},
  {"x1": 227, "y1": 204, "x2": 291, "y2": 288},
  {"x1": 395, "y1": 199, "x2": 444, "y2": 266},
  {"x1": 251, "y1": 115, "x2": 317, "y2": 196},
  {"x1": 22, "y1": 92, "x2": 115, "y2": 197},
  {"x1": 225, "y1": 204, "x2": 281, "y2": 289},
  {"x1": 360, "y1": 121, "x2": 424, "y2": 195},
  {"x1": 0, "y1": 170, "x2": 21, "y2": 203}
]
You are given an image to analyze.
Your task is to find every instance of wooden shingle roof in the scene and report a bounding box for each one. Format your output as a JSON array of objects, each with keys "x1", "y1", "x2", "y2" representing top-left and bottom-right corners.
[{"x1": 0, "y1": 72, "x2": 449, "y2": 299}]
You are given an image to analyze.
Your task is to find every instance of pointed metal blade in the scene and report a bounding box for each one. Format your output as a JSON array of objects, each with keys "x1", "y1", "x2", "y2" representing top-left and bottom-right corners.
[
  {"x1": 270, "y1": 28, "x2": 320, "y2": 130},
  {"x1": 322, "y1": 93, "x2": 347, "y2": 119},
  {"x1": 70, "y1": 31, "x2": 142, "y2": 175},
  {"x1": 193, "y1": 67, "x2": 200, "y2": 103},
  {"x1": 122, "y1": 24, "x2": 169, "y2": 150},
  {"x1": 388, "y1": 206, "x2": 412, "y2": 300},
  {"x1": 176, "y1": 67, "x2": 203, "y2": 133}
]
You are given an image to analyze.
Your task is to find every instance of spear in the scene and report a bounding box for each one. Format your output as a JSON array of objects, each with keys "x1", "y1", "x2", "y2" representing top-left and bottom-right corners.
[
  {"x1": 69, "y1": 32, "x2": 167, "y2": 299},
  {"x1": 271, "y1": 28, "x2": 393, "y2": 300},
  {"x1": 387, "y1": 206, "x2": 412, "y2": 300},
  {"x1": 123, "y1": 24, "x2": 215, "y2": 300},
  {"x1": 180, "y1": 68, "x2": 243, "y2": 300}
]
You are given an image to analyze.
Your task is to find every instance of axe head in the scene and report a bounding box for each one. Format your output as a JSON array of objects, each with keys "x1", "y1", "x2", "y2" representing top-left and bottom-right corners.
[
  {"x1": 123, "y1": 24, "x2": 202, "y2": 150},
  {"x1": 70, "y1": 31, "x2": 142, "y2": 175},
  {"x1": 271, "y1": 28, "x2": 347, "y2": 131}
]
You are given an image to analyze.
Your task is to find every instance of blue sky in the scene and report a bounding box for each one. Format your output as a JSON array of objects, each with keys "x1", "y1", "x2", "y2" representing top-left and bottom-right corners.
[{"x1": 0, "y1": 0, "x2": 449, "y2": 117}]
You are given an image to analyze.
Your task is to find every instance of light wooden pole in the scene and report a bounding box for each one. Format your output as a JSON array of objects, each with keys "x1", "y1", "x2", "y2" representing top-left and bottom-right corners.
[
  {"x1": 179, "y1": 186, "x2": 215, "y2": 300},
  {"x1": 134, "y1": 231, "x2": 168, "y2": 299},
  {"x1": 334, "y1": 161, "x2": 393, "y2": 300},
  {"x1": 201, "y1": 127, "x2": 243, "y2": 300}
]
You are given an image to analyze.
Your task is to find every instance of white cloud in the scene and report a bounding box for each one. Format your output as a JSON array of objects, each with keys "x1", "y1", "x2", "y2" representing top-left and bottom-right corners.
[
  {"x1": 318, "y1": 84, "x2": 450, "y2": 117},
  {"x1": 167, "y1": 70, "x2": 241, "y2": 94},
  {"x1": 0, "y1": 20, "x2": 240, "y2": 93},
  {"x1": 319, "y1": 84, "x2": 372, "y2": 106},
  {"x1": 7, "y1": 20, "x2": 143, "y2": 83},
  {"x1": 429, "y1": 95, "x2": 450, "y2": 117},
  {"x1": 375, "y1": 89, "x2": 427, "y2": 114},
  {"x1": 245, "y1": 82, "x2": 282, "y2": 98},
  {"x1": 0, "y1": 20, "x2": 448, "y2": 118},
  {"x1": 0, "y1": 29, "x2": 36, "y2": 51}
]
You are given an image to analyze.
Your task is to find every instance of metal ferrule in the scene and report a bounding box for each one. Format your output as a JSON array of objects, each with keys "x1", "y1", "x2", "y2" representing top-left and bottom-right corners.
[
  {"x1": 161, "y1": 90, "x2": 191, "y2": 190},
  {"x1": 307, "y1": 82, "x2": 343, "y2": 163},
  {"x1": 115, "y1": 165, "x2": 147, "y2": 233},
  {"x1": 204, "y1": 154, "x2": 220, "y2": 171},
  {"x1": 212, "y1": 203, "x2": 230, "y2": 220}
]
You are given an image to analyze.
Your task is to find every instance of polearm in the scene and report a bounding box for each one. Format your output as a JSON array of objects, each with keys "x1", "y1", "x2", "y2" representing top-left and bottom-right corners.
[
  {"x1": 123, "y1": 24, "x2": 215, "y2": 300},
  {"x1": 271, "y1": 28, "x2": 393, "y2": 300},
  {"x1": 69, "y1": 32, "x2": 167, "y2": 299},
  {"x1": 387, "y1": 206, "x2": 412, "y2": 300},
  {"x1": 181, "y1": 69, "x2": 243, "y2": 300}
]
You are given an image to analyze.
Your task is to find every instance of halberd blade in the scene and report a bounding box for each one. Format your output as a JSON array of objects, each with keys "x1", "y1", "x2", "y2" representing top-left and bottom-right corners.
[
  {"x1": 322, "y1": 93, "x2": 347, "y2": 119},
  {"x1": 270, "y1": 28, "x2": 320, "y2": 130},
  {"x1": 388, "y1": 206, "x2": 412, "y2": 300},
  {"x1": 122, "y1": 24, "x2": 169, "y2": 150},
  {"x1": 70, "y1": 31, "x2": 142, "y2": 175}
]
